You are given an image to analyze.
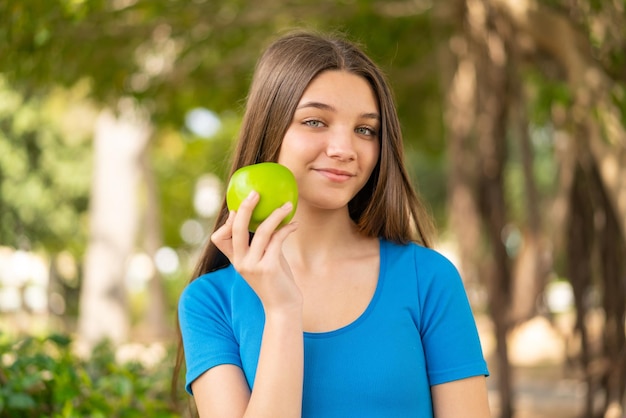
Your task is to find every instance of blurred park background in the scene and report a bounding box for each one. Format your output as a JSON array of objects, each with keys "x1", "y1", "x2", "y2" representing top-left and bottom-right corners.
[{"x1": 1, "y1": 0, "x2": 625, "y2": 417}]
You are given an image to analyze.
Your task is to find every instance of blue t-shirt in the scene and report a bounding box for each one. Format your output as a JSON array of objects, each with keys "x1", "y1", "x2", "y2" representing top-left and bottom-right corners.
[{"x1": 178, "y1": 239, "x2": 489, "y2": 417}]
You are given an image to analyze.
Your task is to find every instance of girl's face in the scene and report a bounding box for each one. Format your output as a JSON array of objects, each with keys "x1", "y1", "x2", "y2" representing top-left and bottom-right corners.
[{"x1": 278, "y1": 70, "x2": 380, "y2": 213}]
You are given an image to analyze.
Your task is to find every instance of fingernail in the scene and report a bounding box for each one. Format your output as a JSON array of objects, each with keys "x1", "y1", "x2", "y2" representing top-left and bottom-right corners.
[
  {"x1": 282, "y1": 202, "x2": 293, "y2": 210},
  {"x1": 246, "y1": 190, "x2": 258, "y2": 200}
]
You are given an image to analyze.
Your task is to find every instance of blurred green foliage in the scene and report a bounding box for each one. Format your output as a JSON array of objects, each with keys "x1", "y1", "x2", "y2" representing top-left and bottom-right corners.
[
  {"x1": 0, "y1": 0, "x2": 622, "y2": 270},
  {"x1": 152, "y1": 112, "x2": 240, "y2": 249},
  {"x1": 0, "y1": 80, "x2": 92, "y2": 253},
  {"x1": 0, "y1": 0, "x2": 623, "y2": 294},
  {"x1": 1, "y1": 0, "x2": 451, "y2": 251},
  {"x1": 0, "y1": 333, "x2": 186, "y2": 418}
]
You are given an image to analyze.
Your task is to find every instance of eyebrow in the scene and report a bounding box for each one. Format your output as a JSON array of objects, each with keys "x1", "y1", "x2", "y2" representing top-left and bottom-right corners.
[{"x1": 296, "y1": 101, "x2": 380, "y2": 121}]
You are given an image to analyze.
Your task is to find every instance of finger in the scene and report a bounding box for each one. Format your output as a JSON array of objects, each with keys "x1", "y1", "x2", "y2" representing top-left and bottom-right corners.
[
  {"x1": 246, "y1": 201, "x2": 295, "y2": 260},
  {"x1": 263, "y1": 220, "x2": 298, "y2": 259},
  {"x1": 231, "y1": 191, "x2": 259, "y2": 258},
  {"x1": 210, "y1": 210, "x2": 235, "y2": 258}
]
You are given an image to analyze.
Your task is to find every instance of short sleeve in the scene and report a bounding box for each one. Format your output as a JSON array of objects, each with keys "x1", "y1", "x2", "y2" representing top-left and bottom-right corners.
[
  {"x1": 414, "y1": 248, "x2": 489, "y2": 385},
  {"x1": 178, "y1": 273, "x2": 242, "y2": 395}
]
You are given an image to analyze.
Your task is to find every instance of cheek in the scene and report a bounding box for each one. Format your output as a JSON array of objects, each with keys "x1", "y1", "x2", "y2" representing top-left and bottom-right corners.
[
  {"x1": 278, "y1": 131, "x2": 318, "y2": 164},
  {"x1": 277, "y1": 137, "x2": 301, "y2": 176},
  {"x1": 362, "y1": 142, "x2": 380, "y2": 173},
  {"x1": 277, "y1": 132, "x2": 294, "y2": 165}
]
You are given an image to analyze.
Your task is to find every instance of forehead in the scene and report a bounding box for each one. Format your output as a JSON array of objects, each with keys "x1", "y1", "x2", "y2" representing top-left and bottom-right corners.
[{"x1": 298, "y1": 70, "x2": 379, "y2": 112}]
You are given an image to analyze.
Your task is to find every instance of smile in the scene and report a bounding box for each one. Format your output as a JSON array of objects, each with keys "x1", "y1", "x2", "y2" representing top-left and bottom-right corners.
[{"x1": 314, "y1": 168, "x2": 355, "y2": 182}]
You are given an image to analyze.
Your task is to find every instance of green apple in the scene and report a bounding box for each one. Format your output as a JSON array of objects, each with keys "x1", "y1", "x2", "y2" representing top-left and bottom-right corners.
[{"x1": 226, "y1": 162, "x2": 298, "y2": 232}]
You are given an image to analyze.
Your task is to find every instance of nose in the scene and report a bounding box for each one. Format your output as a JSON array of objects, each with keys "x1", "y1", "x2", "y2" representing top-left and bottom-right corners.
[{"x1": 326, "y1": 128, "x2": 356, "y2": 161}]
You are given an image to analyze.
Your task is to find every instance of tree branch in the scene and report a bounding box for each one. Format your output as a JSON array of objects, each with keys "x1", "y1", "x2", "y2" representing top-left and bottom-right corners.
[{"x1": 491, "y1": 0, "x2": 626, "y2": 240}]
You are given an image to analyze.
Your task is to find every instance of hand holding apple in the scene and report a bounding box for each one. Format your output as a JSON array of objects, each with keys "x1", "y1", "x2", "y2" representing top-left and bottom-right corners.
[{"x1": 226, "y1": 162, "x2": 298, "y2": 232}]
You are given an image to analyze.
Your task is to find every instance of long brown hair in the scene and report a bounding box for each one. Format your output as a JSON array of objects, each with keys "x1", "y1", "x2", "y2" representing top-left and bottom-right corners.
[{"x1": 172, "y1": 29, "x2": 435, "y2": 402}]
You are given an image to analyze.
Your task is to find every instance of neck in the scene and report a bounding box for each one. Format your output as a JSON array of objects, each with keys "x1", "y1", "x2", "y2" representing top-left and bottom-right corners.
[{"x1": 282, "y1": 206, "x2": 373, "y2": 267}]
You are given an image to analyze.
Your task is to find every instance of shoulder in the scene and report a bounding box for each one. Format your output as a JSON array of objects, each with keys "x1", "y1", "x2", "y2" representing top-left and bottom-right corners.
[
  {"x1": 181, "y1": 264, "x2": 237, "y2": 293},
  {"x1": 380, "y1": 239, "x2": 466, "y2": 307},
  {"x1": 381, "y1": 239, "x2": 460, "y2": 278},
  {"x1": 178, "y1": 265, "x2": 241, "y2": 313}
]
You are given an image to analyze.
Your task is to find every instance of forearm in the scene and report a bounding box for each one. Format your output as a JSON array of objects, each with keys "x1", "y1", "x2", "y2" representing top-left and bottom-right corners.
[{"x1": 244, "y1": 306, "x2": 304, "y2": 418}]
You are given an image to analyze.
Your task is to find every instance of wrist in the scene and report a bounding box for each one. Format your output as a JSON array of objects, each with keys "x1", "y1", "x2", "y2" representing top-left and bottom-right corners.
[{"x1": 263, "y1": 303, "x2": 303, "y2": 326}]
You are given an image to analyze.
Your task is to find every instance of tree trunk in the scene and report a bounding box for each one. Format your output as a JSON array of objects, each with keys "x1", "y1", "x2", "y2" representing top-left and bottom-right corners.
[
  {"x1": 485, "y1": 3, "x2": 626, "y2": 415},
  {"x1": 138, "y1": 144, "x2": 169, "y2": 341},
  {"x1": 492, "y1": 0, "x2": 626, "y2": 242},
  {"x1": 508, "y1": 77, "x2": 552, "y2": 323},
  {"x1": 567, "y1": 162, "x2": 596, "y2": 417},
  {"x1": 78, "y1": 105, "x2": 152, "y2": 348},
  {"x1": 473, "y1": 5, "x2": 515, "y2": 417},
  {"x1": 567, "y1": 151, "x2": 626, "y2": 418},
  {"x1": 445, "y1": 45, "x2": 482, "y2": 287},
  {"x1": 590, "y1": 161, "x2": 626, "y2": 418},
  {"x1": 443, "y1": 1, "x2": 517, "y2": 416}
]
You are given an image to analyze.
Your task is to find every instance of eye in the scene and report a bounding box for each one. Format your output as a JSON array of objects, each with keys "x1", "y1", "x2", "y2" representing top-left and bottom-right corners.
[
  {"x1": 303, "y1": 119, "x2": 326, "y2": 128},
  {"x1": 355, "y1": 126, "x2": 377, "y2": 137}
]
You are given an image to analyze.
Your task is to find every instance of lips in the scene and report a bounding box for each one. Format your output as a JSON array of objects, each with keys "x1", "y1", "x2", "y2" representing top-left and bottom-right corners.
[{"x1": 314, "y1": 167, "x2": 355, "y2": 182}]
